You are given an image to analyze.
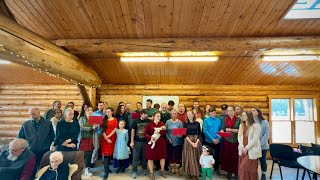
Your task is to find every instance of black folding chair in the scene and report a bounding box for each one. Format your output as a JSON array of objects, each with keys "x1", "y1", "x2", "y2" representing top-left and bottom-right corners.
[{"x1": 269, "y1": 144, "x2": 305, "y2": 180}]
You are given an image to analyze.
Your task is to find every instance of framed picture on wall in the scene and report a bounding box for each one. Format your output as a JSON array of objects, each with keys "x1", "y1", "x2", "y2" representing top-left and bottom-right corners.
[{"x1": 142, "y1": 96, "x2": 179, "y2": 110}]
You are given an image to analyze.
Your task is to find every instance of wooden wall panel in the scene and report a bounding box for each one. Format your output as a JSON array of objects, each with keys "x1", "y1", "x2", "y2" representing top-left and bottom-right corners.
[
  {"x1": 98, "y1": 85, "x2": 320, "y2": 139},
  {"x1": 100, "y1": 95, "x2": 142, "y2": 109},
  {"x1": 99, "y1": 84, "x2": 320, "y2": 144},
  {"x1": 0, "y1": 84, "x2": 83, "y2": 141}
]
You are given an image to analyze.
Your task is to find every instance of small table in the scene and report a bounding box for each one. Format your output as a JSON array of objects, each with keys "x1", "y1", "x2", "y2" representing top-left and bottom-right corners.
[{"x1": 297, "y1": 155, "x2": 320, "y2": 180}]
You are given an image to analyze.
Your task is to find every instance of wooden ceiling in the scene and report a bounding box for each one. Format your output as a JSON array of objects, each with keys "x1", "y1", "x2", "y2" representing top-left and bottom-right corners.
[
  {"x1": 5, "y1": 0, "x2": 320, "y2": 39},
  {"x1": 0, "y1": 0, "x2": 320, "y2": 85},
  {"x1": 0, "y1": 63, "x2": 70, "y2": 84},
  {"x1": 83, "y1": 55, "x2": 320, "y2": 85}
]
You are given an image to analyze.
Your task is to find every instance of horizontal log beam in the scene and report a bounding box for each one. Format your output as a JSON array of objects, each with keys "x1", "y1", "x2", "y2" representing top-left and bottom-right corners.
[
  {"x1": 0, "y1": 100, "x2": 82, "y2": 106},
  {"x1": 101, "y1": 95, "x2": 268, "y2": 102},
  {"x1": 182, "y1": 102, "x2": 269, "y2": 108},
  {"x1": 0, "y1": 85, "x2": 79, "y2": 90},
  {"x1": 0, "y1": 90, "x2": 81, "y2": 95},
  {"x1": 53, "y1": 37, "x2": 320, "y2": 57},
  {"x1": 0, "y1": 95, "x2": 82, "y2": 100},
  {"x1": 99, "y1": 84, "x2": 320, "y2": 91},
  {"x1": 0, "y1": 14, "x2": 101, "y2": 86}
]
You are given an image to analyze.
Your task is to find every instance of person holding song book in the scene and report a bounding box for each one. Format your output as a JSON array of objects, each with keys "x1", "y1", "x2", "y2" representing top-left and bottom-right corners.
[
  {"x1": 165, "y1": 109, "x2": 183, "y2": 176},
  {"x1": 79, "y1": 107, "x2": 97, "y2": 176},
  {"x1": 220, "y1": 106, "x2": 241, "y2": 180}
]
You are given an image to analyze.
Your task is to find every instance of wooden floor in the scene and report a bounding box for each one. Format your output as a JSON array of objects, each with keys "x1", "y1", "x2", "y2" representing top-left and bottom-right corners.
[{"x1": 81, "y1": 160, "x2": 319, "y2": 180}]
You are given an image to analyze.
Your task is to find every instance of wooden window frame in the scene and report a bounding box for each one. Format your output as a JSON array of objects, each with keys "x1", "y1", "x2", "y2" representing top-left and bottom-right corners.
[{"x1": 268, "y1": 95, "x2": 318, "y2": 146}]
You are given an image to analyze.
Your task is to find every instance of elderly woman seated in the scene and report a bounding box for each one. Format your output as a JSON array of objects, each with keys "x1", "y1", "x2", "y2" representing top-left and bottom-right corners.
[{"x1": 35, "y1": 151, "x2": 78, "y2": 180}]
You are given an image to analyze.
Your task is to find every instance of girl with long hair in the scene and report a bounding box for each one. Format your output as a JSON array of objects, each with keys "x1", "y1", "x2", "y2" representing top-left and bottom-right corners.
[
  {"x1": 100, "y1": 107, "x2": 118, "y2": 179},
  {"x1": 182, "y1": 111, "x2": 202, "y2": 179},
  {"x1": 251, "y1": 107, "x2": 270, "y2": 180},
  {"x1": 238, "y1": 111, "x2": 262, "y2": 180}
]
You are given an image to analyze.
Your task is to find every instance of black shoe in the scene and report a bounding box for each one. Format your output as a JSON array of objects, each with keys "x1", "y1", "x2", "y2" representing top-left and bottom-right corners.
[
  {"x1": 261, "y1": 174, "x2": 266, "y2": 180},
  {"x1": 227, "y1": 173, "x2": 232, "y2": 180},
  {"x1": 120, "y1": 167, "x2": 125, "y2": 173},
  {"x1": 103, "y1": 174, "x2": 108, "y2": 180},
  {"x1": 164, "y1": 166, "x2": 169, "y2": 171},
  {"x1": 90, "y1": 163, "x2": 96, "y2": 168},
  {"x1": 109, "y1": 169, "x2": 112, "y2": 174},
  {"x1": 214, "y1": 170, "x2": 223, "y2": 177},
  {"x1": 116, "y1": 167, "x2": 120, "y2": 173}
]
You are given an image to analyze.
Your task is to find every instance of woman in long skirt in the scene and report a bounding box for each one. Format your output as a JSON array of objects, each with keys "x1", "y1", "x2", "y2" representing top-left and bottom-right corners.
[
  {"x1": 220, "y1": 106, "x2": 241, "y2": 179},
  {"x1": 182, "y1": 111, "x2": 202, "y2": 179},
  {"x1": 238, "y1": 111, "x2": 261, "y2": 180}
]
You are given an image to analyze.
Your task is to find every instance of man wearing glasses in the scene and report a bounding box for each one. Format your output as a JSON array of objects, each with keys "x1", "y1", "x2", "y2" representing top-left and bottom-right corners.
[{"x1": 0, "y1": 139, "x2": 36, "y2": 180}]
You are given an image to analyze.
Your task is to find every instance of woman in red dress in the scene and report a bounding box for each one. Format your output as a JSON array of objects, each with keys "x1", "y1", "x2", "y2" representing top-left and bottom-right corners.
[
  {"x1": 145, "y1": 111, "x2": 167, "y2": 180},
  {"x1": 100, "y1": 107, "x2": 118, "y2": 180}
]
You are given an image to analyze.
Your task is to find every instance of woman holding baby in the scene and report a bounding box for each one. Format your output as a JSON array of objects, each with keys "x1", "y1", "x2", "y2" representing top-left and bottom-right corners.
[{"x1": 144, "y1": 111, "x2": 167, "y2": 180}]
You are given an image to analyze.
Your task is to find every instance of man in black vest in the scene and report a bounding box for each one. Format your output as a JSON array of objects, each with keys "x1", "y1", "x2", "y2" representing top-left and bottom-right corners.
[
  {"x1": 0, "y1": 139, "x2": 36, "y2": 180},
  {"x1": 18, "y1": 108, "x2": 55, "y2": 172}
]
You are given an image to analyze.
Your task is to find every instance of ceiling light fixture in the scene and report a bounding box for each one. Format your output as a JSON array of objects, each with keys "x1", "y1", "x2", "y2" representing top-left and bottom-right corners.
[
  {"x1": 168, "y1": 56, "x2": 219, "y2": 62},
  {"x1": 262, "y1": 55, "x2": 320, "y2": 61},
  {"x1": 120, "y1": 56, "x2": 219, "y2": 62},
  {"x1": 0, "y1": 59, "x2": 11, "y2": 64},
  {"x1": 120, "y1": 57, "x2": 168, "y2": 62}
]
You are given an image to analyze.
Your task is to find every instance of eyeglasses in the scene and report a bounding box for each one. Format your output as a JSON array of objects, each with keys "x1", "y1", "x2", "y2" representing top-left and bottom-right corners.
[{"x1": 8, "y1": 147, "x2": 24, "y2": 153}]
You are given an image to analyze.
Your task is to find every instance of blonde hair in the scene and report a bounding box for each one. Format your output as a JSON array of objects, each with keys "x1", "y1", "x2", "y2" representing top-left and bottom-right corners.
[{"x1": 235, "y1": 105, "x2": 245, "y2": 116}]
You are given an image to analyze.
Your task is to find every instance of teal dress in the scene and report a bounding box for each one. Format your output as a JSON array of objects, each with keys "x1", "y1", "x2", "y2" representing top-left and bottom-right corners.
[{"x1": 113, "y1": 129, "x2": 129, "y2": 160}]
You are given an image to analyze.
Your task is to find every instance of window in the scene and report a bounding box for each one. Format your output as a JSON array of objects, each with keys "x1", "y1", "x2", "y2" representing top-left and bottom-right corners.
[
  {"x1": 284, "y1": 0, "x2": 320, "y2": 19},
  {"x1": 270, "y1": 97, "x2": 317, "y2": 144}
]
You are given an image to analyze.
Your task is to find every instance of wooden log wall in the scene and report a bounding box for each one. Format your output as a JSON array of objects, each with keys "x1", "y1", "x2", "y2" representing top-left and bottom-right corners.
[
  {"x1": 1, "y1": 84, "x2": 319, "y2": 144},
  {"x1": 98, "y1": 84, "x2": 320, "y2": 141},
  {"x1": 0, "y1": 84, "x2": 83, "y2": 143}
]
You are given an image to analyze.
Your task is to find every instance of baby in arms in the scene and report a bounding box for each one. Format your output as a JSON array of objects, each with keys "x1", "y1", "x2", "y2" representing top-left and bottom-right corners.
[{"x1": 148, "y1": 126, "x2": 165, "y2": 149}]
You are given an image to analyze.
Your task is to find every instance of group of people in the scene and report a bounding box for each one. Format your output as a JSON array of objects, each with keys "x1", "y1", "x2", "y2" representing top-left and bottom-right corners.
[{"x1": 0, "y1": 99, "x2": 270, "y2": 180}]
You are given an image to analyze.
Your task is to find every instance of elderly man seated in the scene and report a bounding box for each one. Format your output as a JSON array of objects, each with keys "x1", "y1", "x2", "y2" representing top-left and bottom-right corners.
[
  {"x1": 0, "y1": 138, "x2": 36, "y2": 180},
  {"x1": 35, "y1": 151, "x2": 78, "y2": 180}
]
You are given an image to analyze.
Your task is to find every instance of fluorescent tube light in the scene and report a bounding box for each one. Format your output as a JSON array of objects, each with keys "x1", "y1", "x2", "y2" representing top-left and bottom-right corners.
[
  {"x1": 168, "y1": 56, "x2": 218, "y2": 62},
  {"x1": 120, "y1": 57, "x2": 168, "y2": 62},
  {"x1": 0, "y1": 59, "x2": 11, "y2": 64},
  {"x1": 262, "y1": 55, "x2": 320, "y2": 61}
]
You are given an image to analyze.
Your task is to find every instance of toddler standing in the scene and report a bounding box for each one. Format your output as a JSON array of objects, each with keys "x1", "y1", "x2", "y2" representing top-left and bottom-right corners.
[{"x1": 199, "y1": 145, "x2": 215, "y2": 180}]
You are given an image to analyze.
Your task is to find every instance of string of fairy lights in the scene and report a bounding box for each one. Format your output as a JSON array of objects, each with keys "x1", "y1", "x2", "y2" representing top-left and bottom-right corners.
[{"x1": 0, "y1": 44, "x2": 101, "y2": 88}]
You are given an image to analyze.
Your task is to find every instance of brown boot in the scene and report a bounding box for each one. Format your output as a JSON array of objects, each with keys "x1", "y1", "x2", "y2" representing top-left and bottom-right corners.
[
  {"x1": 175, "y1": 164, "x2": 180, "y2": 176},
  {"x1": 169, "y1": 164, "x2": 174, "y2": 176},
  {"x1": 150, "y1": 172, "x2": 155, "y2": 180},
  {"x1": 161, "y1": 170, "x2": 167, "y2": 178}
]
